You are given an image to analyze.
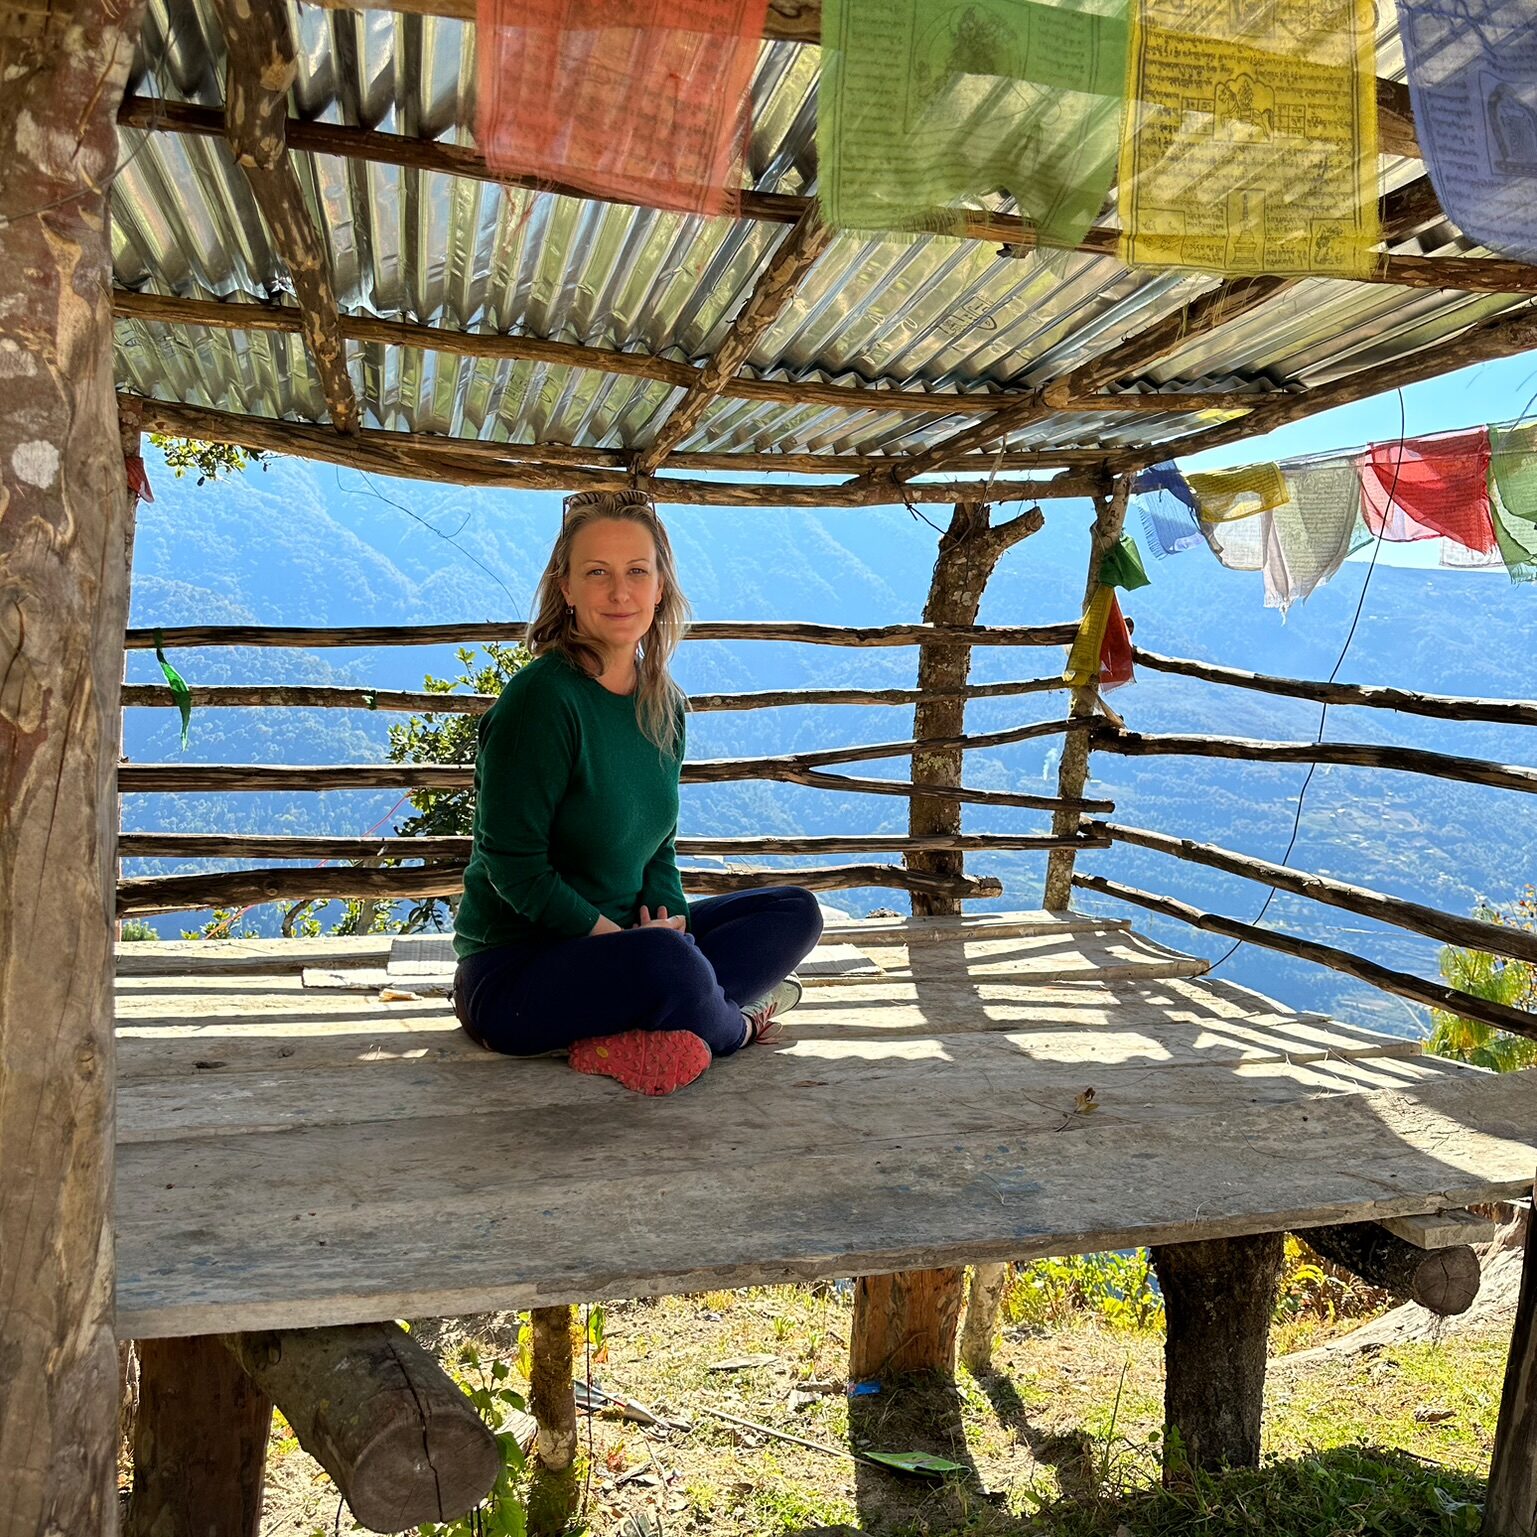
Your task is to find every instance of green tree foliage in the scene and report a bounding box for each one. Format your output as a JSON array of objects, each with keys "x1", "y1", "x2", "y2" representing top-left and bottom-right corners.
[
  {"x1": 1428, "y1": 888, "x2": 1537, "y2": 1071},
  {"x1": 147, "y1": 434, "x2": 267, "y2": 484},
  {"x1": 386, "y1": 643, "x2": 530, "y2": 927}
]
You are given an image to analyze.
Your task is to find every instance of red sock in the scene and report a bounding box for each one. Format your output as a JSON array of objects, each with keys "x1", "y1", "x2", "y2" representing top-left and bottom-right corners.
[{"x1": 568, "y1": 1029, "x2": 711, "y2": 1096}]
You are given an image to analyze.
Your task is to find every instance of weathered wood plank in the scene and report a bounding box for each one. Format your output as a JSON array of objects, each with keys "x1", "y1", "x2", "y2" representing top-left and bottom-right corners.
[
  {"x1": 115, "y1": 1069, "x2": 1537, "y2": 1337},
  {"x1": 1486, "y1": 1174, "x2": 1537, "y2": 1537},
  {"x1": 1380, "y1": 1209, "x2": 1498, "y2": 1249}
]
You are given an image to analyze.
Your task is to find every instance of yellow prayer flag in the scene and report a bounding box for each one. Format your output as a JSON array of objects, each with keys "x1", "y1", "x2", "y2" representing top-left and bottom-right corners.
[
  {"x1": 1117, "y1": 0, "x2": 1380, "y2": 278},
  {"x1": 1064, "y1": 586, "x2": 1116, "y2": 687},
  {"x1": 1187, "y1": 462, "x2": 1288, "y2": 523}
]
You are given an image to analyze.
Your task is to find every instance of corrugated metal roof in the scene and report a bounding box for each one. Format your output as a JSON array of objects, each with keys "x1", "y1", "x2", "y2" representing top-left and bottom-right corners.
[{"x1": 112, "y1": 0, "x2": 1529, "y2": 463}]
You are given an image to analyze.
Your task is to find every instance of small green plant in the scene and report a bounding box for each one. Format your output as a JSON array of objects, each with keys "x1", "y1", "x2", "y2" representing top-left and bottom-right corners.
[
  {"x1": 1005, "y1": 1251, "x2": 1164, "y2": 1333},
  {"x1": 1429, "y1": 890, "x2": 1537, "y2": 1071},
  {"x1": 148, "y1": 434, "x2": 267, "y2": 484},
  {"x1": 119, "y1": 918, "x2": 158, "y2": 941}
]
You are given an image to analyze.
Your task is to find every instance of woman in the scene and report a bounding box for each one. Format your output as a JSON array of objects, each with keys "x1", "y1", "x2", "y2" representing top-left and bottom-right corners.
[{"x1": 452, "y1": 489, "x2": 824, "y2": 1096}]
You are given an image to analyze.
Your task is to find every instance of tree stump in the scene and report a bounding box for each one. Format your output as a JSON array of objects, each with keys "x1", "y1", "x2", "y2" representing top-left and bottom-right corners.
[
  {"x1": 849, "y1": 1268, "x2": 965, "y2": 1382},
  {"x1": 1486, "y1": 1179, "x2": 1537, "y2": 1537},
  {"x1": 527, "y1": 1305, "x2": 579, "y2": 1536},
  {"x1": 1152, "y1": 1232, "x2": 1284, "y2": 1476},
  {"x1": 125, "y1": 1336, "x2": 273, "y2": 1537}
]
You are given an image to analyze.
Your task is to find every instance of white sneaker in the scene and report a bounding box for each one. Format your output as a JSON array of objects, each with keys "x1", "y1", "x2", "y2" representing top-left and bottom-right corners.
[{"x1": 740, "y1": 975, "x2": 804, "y2": 1045}]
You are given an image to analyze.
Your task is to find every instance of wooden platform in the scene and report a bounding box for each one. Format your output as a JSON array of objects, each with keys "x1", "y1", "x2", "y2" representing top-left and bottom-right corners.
[{"x1": 114, "y1": 913, "x2": 1537, "y2": 1339}]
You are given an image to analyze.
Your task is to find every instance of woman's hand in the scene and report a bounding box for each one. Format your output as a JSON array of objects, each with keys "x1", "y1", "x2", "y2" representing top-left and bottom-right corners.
[
  {"x1": 636, "y1": 905, "x2": 686, "y2": 932},
  {"x1": 588, "y1": 914, "x2": 623, "y2": 936}
]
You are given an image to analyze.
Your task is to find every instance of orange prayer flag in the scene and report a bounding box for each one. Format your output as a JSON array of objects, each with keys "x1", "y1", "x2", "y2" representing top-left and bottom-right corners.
[{"x1": 476, "y1": 0, "x2": 771, "y2": 217}]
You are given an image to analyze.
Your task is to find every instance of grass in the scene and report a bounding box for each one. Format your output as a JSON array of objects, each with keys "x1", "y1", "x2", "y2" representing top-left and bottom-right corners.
[{"x1": 248, "y1": 1273, "x2": 1510, "y2": 1537}]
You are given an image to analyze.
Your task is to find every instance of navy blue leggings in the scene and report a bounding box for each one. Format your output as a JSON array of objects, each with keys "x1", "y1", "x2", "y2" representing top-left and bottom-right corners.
[{"x1": 452, "y1": 885, "x2": 824, "y2": 1058}]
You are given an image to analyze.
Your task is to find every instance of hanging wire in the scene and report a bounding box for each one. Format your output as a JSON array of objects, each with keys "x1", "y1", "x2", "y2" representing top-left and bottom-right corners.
[{"x1": 1205, "y1": 387, "x2": 1406, "y2": 975}]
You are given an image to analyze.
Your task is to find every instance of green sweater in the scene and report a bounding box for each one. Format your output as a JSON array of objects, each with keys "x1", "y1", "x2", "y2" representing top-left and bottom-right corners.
[{"x1": 453, "y1": 653, "x2": 689, "y2": 957}]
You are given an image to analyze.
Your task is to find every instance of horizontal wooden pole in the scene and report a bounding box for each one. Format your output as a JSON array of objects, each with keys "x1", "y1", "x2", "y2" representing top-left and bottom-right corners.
[
  {"x1": 1133, "y1": 649, "x2": 1537, "y2": 730},
  {"x1": 1073, "y1": 873, "x2": 1537, "y2": 1044},
  {"x1": 1298, "y1": 1223, "x2": 1479, "y2": 1316},
  {"x1": 1092, "y1": 821, "x2": 1537, "y2": 968},
  {"x1": 120, "y1": 831, "x2": 1106, "y2": 861},
  {"x1": 125, "y1": 396, "x2": 1094, "y2": 504},
  {"x1": 1095, "y1": 729, "x2": 1537, "y2": 797},
  {"x1": 115, "y1": 719, "x2": 1087, "y2": 794},
  {"x1": 114, "y1": 289, "x2": 1255, "y2": 436},
  {"x1": 224, "y1": 1324, "x2": 498, "y2": 1528},
  {"x1": 120, "y1": 676, "x2": 1069, "y2": 714},
  {"x1": 115, "y1": 860, "x2": 1003, "y2": 916},
  {"x1": 124, "y1": 619, "x2": 1077, "y2": 651}
]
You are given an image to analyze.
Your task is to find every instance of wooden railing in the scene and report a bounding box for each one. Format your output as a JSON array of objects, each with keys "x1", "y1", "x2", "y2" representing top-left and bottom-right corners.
[{"x1": 118, "y1": 619, "x2": 1096, "y2": 917}]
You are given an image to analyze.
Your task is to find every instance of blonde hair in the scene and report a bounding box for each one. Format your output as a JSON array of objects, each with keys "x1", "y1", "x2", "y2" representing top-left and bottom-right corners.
[{"x1": 528, "y1": 489, "x2": 691, "y2": 753}]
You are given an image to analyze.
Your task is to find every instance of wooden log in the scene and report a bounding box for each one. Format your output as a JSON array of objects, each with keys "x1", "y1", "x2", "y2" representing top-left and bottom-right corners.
[
  {"x1": 1044, "y1": 475, "x2": 1129, "y2": 908},
  {"x1": 120, "y1": 675, "x2": 1070, "y2": 714},
  {"x1": 121, "y1": 395, "x2": 1092, "y2": 504},
  {"x1": 1092, "y1": 821, "x2": 1537, "y2": 968},
  {"x1": 635, "y1": 208, "x2": 832, "y2": 474},
  {"x1": 958, "y1": 1264, "x2": 1011, "y2": 1375},
  {"x1": 1073, "y1": 873, "x2": 1537, "y2": 1044},
  {"x1": 113, "y1": 287, "x2": 1252, "y2": 433},
  {"x1": 1094, "y1": 729, "x2": 1537, "y2": 797},
  {"x1": 527, "y1": 1308, "x2": 579, "y2": 1537},
  {"x1": 115, "y1": 860, "x2": 1010, "y2": 917},
  {"x1": 224, "y1": 1323, "x2": 500, "y2": 1530},
  {"x1": 118, "y1": 830, "x2": 1105, "y2": 861},
  {"x1": 848, "y1": 1268, "x2": 965, "y2": 1382},
  {"x1": 125, "y1": 1336, "x2": 273, "y2": 1537},
  {"x1": 123, "y1": 616, "x2": 1078, "y2": 650},
  {"x1": 1299, "y1": 1223, "x2": 1480, "y2": 1315},
  {"x1": 1132, "y1": 649, "x2": 1537, "y2": 730},
  {"x1": 0, "y1": 2, "x2": 141, "y2": 1529},
  {"x1": 1486, "y1": 1173, "x2": 1537, "y2": 1537},
  {"x1": 1153, "y1": 1233, "x2": 1283, "y2": 1474}
]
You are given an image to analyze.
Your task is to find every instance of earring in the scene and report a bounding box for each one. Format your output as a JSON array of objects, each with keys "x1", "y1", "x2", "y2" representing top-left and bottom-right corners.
[{"x1": 566, "y1": 605, "x2": 574, "y2": 616}]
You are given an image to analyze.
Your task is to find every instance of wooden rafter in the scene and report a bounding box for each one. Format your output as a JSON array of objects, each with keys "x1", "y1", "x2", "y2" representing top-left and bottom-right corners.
[
  {"x1": 112, "y1": 289, "x2": 1261, "y2": 428},
  {"x1": 210, "y1": 1, "x2": 359, "y2": 434},
  {"x1": 633, "y1": 208, "x2": 833, "y2": 475},
  {"x1": 125, "y1": 396, "x2": 1097, "y2": 504}
]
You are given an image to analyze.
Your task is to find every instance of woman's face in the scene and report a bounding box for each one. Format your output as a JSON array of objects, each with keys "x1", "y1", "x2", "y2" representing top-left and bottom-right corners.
[{"x1": 560, "y1": 517, "x2": 664, "y2": 662}]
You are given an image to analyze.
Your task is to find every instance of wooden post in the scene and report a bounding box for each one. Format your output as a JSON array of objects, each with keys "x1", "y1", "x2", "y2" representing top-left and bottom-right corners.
[
  {"x1": 959, "y1": 1263, "x2": 1012, "y2": 1375},
  {"x1": 0, "y1": 1, "x2": 146, "y2": 1532},
  {"x1": 527, "y1": 1306, "x2": 579, "y2": 1537},
  {"x1": 1486, "y1": 1178, "x2": 1537, "y2": 1537},
  {"x1": 846, "y1": 501, "x2": 1045, "y2": 1388},
  {"x1": 125, "y1": 1337, "x2": 273, "y2": 1537},
  {"x1": 1043, "y1": 476, "x2": 1130, "y2": 909},
  {"x1": 1152, "y1": 1233, "x2": 1284, "y2": 1476}
]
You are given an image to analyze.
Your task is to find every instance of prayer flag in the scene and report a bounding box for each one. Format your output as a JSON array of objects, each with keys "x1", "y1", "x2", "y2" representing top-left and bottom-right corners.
[
  {"x1": 819, "y1": 0, "x2": 1130, "y2": 248},
  {"x1": 1400, "y1": 0, "x2": 1537, "y2": 266},
  {"x1": 1134, "y1": 461, "x2": 1202, "y2": 556},
  {"x1": 1261, "y1": 462, "x2": 1362, "y2": 613},
  {"x1": 1099, "y1": 534, "x2": 1151, "y2": 590},
  {"x1": 1064, "y1": 585, "x2": 1116, "y2": 686},
  {"x1": 1202, "y1": 511, "x2": 1266, "y2": 571},
  {"x1": 1361, "y1": 428, "x2": 1496, "y2": 553},
  {"x1": 1187, "y1": 462, "x2": 1288, "y2": 523},
  {"x1": 1118, "y1": 0, "x2": 1379, "y2": 277},
  {"x1": 475, "y1": 0, "x2": 770, "y2": 217},
  {"x1": 1099, "y1": 591, "x2": 1135, "y2": 689},
  {"x1": 1490, "y1": 423, "x2": 1537, "y2": 582}
]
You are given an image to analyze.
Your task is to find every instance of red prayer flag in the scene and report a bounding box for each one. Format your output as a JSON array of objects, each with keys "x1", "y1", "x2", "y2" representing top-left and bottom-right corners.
[
  {"x1": 475, "y1": 0, "x2": 770, "y2": 217},
  {"x1": 1099, "y1": 593, "x2": 1135, "y2": 691},
  {"x1": 126, "y1": 453, "x2": 154, "y2": 505},
  {"x1": 1361, "y1": 428, "x2": 1496, "y2": 553}
]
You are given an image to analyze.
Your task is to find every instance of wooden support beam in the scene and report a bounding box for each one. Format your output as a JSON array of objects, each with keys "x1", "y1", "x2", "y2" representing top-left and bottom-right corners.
[
  {"x1": 124, "y1": 616, "x2": 1078, "y2": 649},
  {"x1": 1133, "y1": 649, "x2": 1537, "y2": 729},
  {"x1": 119, "y1": 830, "x2": 1106, "y2": 861},
  {"x1": 1487, "y1": 1175, "x2": 1537, "y2": 1537},
  {"x1": 849, "y1": 1267, "x2": 965, "y2": 1381},
  {"x1": 125, "y1": 1336, "x2": 272, "y2": 1537},
  {"x1": 224, "y1": 1323, "x2": 501, "y2": 1529},
  {"x1": 1300, "y1": 1223, "x2": 1479, "y2": 1316},
  {"x1": 122, "y1": 395, "x2": 1092, "y2": 504},
  {"x1": 1093, "y1": 821, "x2": 1537, "y2": 968},
  {"x1": 1073, "y1": 873, "x2": 1537, "y2": 1043},
  {"x1": 0, "y1": 2, "x2": 142, "y2": 1529},
  {"x1": 1153, "y1": 1233, "x2": 1283, "y2": 1475},
  {"x1": 1093, "y1": 728, "x2": 1537, "y2": 797},
  {"x1": 634, "y1": 208, "x2": 833, "y2": 474},
  {"x1": 120, "y1": 674, "x2": 1071, "y2": 714},
  {"x1": 210, "y1": 0, "x2": 360, "y2": 433},
  {"x1": 527, "y1": 1308, "x2": 579, "y2": 1537},
  {"x1": 959, "y1": 1264, "x2": 1011, "y2": 1375},
  {"x1": 115, "y1": 859, "x2": 1007, "y2": 916},
  {"x1": 1044, "y1": 475, "x2": 1128, "y2": 909}
]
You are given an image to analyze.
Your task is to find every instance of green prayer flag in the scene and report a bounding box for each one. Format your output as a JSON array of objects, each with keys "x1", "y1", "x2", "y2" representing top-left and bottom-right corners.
[
  {"x1": 1491, "y1": 424, "x2": 1537, "y2": 584},
  {"x1": 153, "y1": 627, "x2": 193, "y2": 750},
  {"x1": 1099, "y1": 534, "x2": 1150, "y2": 590},
  {"x1": 819, "y1": 0, "x2": 1130, "y2": 248}
]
